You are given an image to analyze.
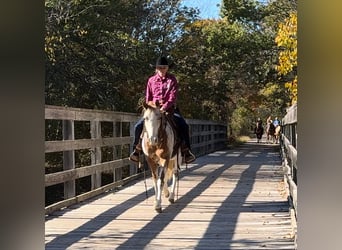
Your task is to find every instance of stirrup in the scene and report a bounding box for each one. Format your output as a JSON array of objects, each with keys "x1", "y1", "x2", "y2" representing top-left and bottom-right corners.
[
  {"x1": 184, "y1": 150, "x2": 195, "y2": 164},
  {"x1": 129, "y1": 150, "x2": 140, "y2": 162}
]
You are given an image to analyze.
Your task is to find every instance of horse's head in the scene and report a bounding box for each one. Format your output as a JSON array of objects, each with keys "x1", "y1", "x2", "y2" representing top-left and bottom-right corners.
[{"x1": 143, "y1": 102, "x2": 162, "y2": 146}]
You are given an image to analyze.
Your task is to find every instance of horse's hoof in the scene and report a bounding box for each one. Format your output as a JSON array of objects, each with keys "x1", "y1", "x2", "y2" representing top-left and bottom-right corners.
[
  {"x1": 155, "y1": 207, "x2": 162, "y2": 213},
  {"x1": 169, "y1": 198, "x2": 175, "y2": 204}
]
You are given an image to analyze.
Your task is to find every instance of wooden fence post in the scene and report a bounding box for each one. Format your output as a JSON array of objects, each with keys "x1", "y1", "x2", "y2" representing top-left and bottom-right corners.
[
  {"x1": 129, "y1": 121, "x2": 137, "y2": 175},
  {"x1": 113, "y1": 121, "x2": 122, "y2": 181},
  {"x1": 63, "y1": 120, "x2": 75, "y2": 199},
  {"x1": 91, "y1": 120, "x2": 101, "y2": 189}
]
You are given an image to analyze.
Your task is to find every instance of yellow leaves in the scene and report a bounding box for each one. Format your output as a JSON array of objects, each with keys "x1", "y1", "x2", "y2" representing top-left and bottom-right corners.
[
  {"x1": 45, "y1": 33, "x2": 63, "y2": 64},
  {"x1": 275, "y1": 14, "x2": 297, "y2": 48},
  {"x1": 259, "y1": 82, "x2": 280, "y2": 97},
  {"x1": 275, "y1": 12, "x2": 297, "y2": 104},
  {"x1": 275, "y1": 12, "x2": 297, "y2": 75},
  {"x1": 284, "y1": 76, "x2": 297, "y2": 105},
  {"x1": 76, "y1": 25, "x2": 88, "y2": 37},
  {"x1": 276, "y1": 50, "x2": 296, "y2": 75}
]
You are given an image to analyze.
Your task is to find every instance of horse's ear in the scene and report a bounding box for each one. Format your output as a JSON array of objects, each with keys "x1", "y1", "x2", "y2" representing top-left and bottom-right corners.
[
  {"x1": 142, "y1": 101, "x2": 149, "y2": 109},
  {"x1": 155, "y1": 100, "x2": 160, "y2": 108}
]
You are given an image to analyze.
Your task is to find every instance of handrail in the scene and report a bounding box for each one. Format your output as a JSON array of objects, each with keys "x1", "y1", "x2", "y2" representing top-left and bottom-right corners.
[
  {"x1": 280, "y1": 103, "x2": 297, "y2": 243},
  {"x1": 45, "y1": 105, "x2": 227, "y2": 215}
]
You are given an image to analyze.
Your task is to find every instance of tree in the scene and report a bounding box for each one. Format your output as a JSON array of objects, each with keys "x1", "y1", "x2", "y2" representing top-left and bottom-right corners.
[
  {"x1": 45, "y1": 0, "x2": 297, "y2": 137},
  {"x1": 45, "y1": 0, "x2": 197, "y2": 112},
  {"x1": 45, "y1": 0, "x2": 148, "y2": 110},
  {"x1": 221, "y1": 0, "x2": 264, "y2": 24},
  {"x1": 218, "y1": 0, "x2": 296, "y2": 125}
]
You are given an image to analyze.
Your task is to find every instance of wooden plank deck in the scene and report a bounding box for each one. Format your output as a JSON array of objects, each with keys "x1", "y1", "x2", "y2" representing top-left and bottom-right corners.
[{"x1": 45, "y1": 140, "x2": 295, "y2": 249}]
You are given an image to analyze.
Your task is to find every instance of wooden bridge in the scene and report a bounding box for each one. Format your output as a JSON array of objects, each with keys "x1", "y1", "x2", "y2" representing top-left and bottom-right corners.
[{"x1": 45, "y1": 105, "x2": 297, "y2": 249}]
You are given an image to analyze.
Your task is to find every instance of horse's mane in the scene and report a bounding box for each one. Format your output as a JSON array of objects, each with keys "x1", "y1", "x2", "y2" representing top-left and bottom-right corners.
[{"x1": 142, "y1": 100, "x2": 161, "y2": 111}]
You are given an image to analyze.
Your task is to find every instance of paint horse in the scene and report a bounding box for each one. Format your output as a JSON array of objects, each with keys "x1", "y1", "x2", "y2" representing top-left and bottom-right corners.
[{"x1": 141, "y1": 102, "x2": 182, "y2": 213}]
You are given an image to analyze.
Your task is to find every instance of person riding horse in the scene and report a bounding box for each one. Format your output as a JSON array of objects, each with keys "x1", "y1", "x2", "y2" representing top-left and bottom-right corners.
[
  {"x1": 254, "y1": 118, "x2": 264, "y2": 143},
  {"x1": 273, "y1": 117, "x2": 281, "y2": 143},
  {"x1": 129, "y1": 56, "x2": 195, "y2": 164},
  {"x1": 266, "y1": 118, "x2": 276, "y2": 143},
  {"x1": 140, "y1": 102, "x2": 181, "y2": 212}
]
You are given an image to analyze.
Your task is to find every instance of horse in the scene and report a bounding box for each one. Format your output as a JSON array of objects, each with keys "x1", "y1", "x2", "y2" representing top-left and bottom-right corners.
[
  {"x1": 255, "y1": 121, "x2": 264, "y2": 143},
  {"x1": 141, "y1": 102, "x2": 182, "y2": 213},
  {"x1": 274, "y1": 125, "x2": 281, "y2": 143},
  {"x1": 266, "y1": 121, "x2": 276, "y2": 144}
]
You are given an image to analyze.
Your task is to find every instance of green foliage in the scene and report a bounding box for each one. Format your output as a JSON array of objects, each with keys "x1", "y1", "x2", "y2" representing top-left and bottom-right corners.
[
  {"x1": 258, "y1": 82, "x2": 291, "y2": 117},
  {"x1": 45, "y1": 0, "x2": 296, "y2": 135},
  {"x1": 45, "y1": 0, "x2": 197, "y2": 112},
  {"x1": 221, "y1": 0, "x2": 264, "y2": 25},
  {"x1": 230, "y1": 106, "x2": 253, "y2": 136}
]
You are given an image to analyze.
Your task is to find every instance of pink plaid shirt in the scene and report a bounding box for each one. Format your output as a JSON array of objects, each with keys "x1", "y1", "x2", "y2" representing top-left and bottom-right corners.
[{"x1": 145, "y1": 73, "x2": 178, "y2": 112}]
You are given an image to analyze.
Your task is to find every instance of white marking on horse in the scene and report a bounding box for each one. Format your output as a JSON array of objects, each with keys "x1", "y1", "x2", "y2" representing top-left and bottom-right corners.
[{"x1": 141, "y1": 102, "x2": 181, "y2": 213}]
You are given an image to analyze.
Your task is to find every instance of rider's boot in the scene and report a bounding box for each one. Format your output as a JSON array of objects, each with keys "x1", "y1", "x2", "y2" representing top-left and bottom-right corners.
[
  {"x1": 129, "y1": 139, "x2": 142, "y2": 162},
  {"x1": 181, "y1": 144, "x2": 196, "y2": 164}
]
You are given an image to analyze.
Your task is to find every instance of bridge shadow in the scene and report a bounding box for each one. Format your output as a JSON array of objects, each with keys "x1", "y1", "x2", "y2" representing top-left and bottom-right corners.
[
  {"x1": 195, "y1": 142, "x2": 288, "y2": 249},
  {"x1": 45, "y1": 153, "x2": 212, "y2": 249},
  {"x1": 116, "y1": 142, "x2": 282, "y2": 249},
  {"x1": 46, "y1": 142, "x2": 285, "y2": 249}
]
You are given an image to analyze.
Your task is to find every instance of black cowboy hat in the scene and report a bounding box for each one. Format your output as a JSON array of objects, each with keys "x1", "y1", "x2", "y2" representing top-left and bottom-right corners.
[{"x1": 156, "y1": 56, "x2": 168, "y2": 66}]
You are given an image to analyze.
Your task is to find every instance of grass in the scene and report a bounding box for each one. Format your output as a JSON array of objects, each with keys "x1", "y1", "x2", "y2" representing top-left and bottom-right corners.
[{"x1": 227, "y1": 135, "x2": 252, "y2": 148}]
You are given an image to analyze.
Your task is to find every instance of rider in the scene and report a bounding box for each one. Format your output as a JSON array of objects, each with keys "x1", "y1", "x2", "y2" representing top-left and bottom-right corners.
[
  {"x1": 273, "y1": 117, "x2": 280, "y2": 128},
  {"x1": 254, "y1": 118, "x2": 264, "y2": 143},
  {"x1": 129, "y1": 56, "x2": 196, "y2": 164}
]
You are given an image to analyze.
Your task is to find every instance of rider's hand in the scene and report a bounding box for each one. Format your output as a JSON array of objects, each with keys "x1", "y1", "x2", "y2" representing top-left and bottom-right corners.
[{"x1": 147, "y1": 101, "x2": 155, "y2": 107}]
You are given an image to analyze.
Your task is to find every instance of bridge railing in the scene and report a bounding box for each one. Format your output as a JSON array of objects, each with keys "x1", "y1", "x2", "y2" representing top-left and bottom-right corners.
[
  {"x1": 45, "y1": 105, "x2": 227, "y2": 215},
  {"x1": 280, "y1": 103, "x2": 297, "y2": 239}
]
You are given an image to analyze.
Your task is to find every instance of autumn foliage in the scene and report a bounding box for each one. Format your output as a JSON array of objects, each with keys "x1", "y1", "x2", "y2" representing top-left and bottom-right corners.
[{"x1": 275, "y1": 12, "x2": 297, "y2": 104}]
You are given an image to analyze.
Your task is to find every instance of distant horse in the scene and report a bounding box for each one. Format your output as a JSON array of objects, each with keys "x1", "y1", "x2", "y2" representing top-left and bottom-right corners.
[
  {"x1": 274, "y1": 125, "x2": 281, "y2": 143},
  {"x1": 141, "y1": 102, "x2": 182, "y2": 213},
  {"x1": 266, "y1": 121, "x2": 276, "y2": 143},
  {"x1": 255, "y1": 122, "x2": 264, "y2": 143}
]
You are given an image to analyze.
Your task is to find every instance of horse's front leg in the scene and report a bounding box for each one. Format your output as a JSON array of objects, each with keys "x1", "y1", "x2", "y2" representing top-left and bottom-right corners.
[
  {"x1": 146, "y1": 158, "x2": 161, "y2": 212},
  {"x1": 154, "y1": 166, "x2": 165, "y2": 213},
  {"x1": 161, "y1": 159, "x2": 172, "y2": 199},
  {"x1": 162, "y1": 160, "x2": 171, "y2": 199},
  {"x1": 168, "y1": 155, "x2": 180, "y2": 203}
]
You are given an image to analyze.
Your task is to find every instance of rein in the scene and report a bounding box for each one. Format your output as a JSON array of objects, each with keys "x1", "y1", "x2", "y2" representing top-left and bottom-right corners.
[
  {"x1": 156, "y1": 112, "x2": 169, "y2": 147},
  {"x1": 139, "y1": 160, "x2": 149, "y2": 200}
]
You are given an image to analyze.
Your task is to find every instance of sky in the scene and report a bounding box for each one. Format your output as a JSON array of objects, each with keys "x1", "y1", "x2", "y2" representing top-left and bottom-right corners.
[{"x1": 181, "y1": 0, "x2": 222, "y2": 19}]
